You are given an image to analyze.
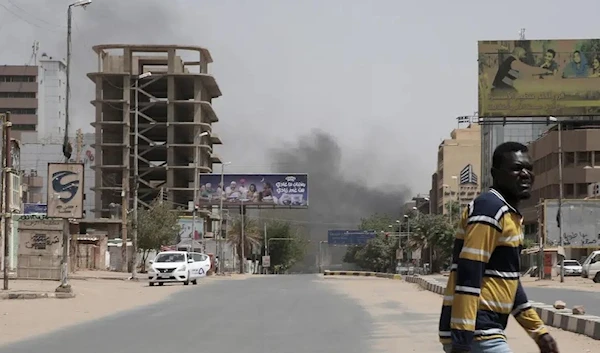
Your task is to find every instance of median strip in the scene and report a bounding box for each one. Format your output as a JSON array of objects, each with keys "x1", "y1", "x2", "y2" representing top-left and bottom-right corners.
[
  {"x1": 323, "y1": 270, "x2": 402, "y2": 280},
  {"x1": 404, "y1": 275, "x2": 600, "y2": 340}
]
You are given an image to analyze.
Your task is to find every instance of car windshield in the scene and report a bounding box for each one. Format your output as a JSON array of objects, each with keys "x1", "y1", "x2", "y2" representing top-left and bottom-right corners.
[
  {"x1": 563, "y1": 260, "x2": 580, "y2": 266},
  {"x1": 155, "y1": 253, "x2": 186, "y2": 263}
]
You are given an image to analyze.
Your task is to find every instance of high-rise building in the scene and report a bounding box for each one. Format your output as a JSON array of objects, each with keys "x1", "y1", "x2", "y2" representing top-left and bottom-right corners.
[
  {"x1": 0, "y1": 55, "x2": 67, "y2": 141},
  {"x1": 89, "y1": 44, "x2": 222, "y2": 218},
  {"x1": 521, "y1": 122, "x2": 600, "y2": 245},
  {"x1": 431, "y1": 123, "x2": 481, "y2": 215}
]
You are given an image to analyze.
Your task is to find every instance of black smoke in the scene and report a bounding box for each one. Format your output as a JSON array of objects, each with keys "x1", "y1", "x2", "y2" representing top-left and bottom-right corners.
[{"x1": 263, "y1": 129, "x2": 411, "y2": 270}]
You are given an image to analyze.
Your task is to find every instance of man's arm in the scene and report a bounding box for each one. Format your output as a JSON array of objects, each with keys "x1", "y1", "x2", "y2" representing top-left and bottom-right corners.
[
  {"x1": 450, "y1": 218, "x2": 501, "y2": 352},
  {"x1": 512, "y1": 280, "x2": 548, "y2": 339}
]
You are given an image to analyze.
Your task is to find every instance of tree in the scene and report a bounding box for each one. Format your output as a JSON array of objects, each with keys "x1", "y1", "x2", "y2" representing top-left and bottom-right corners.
[
  {"x1": 409, "y1": 213, "x2": 456, "y2": 272},
  {"x1": 133, "y1": 199, "x2": 182, "y2": 273},
  {"x1": 265, "y1": 221, "x2": 307, "y2": 273},
  {"x1": 227, "y1": 216, "x2": 262, "y2": 273},
  {"x1": 353, "y1": 235, "x2": 397, "y2": 273},
  {"x1": 358, "y1": 213, "x2": 395, "y2": 232}
]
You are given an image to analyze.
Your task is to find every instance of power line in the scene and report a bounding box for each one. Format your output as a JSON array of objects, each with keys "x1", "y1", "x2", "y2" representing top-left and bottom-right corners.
[
  {"x1": 0, "y1": 2, "x2": 61, "y2": 32},
  {"x1": 6, "y1": 0, "x2": 64, "y2": 28}
]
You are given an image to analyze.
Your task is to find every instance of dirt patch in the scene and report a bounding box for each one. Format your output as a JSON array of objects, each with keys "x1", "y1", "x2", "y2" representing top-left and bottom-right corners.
[{"x1": 319, "y1": 277, "x2": 596, "y2": 353}]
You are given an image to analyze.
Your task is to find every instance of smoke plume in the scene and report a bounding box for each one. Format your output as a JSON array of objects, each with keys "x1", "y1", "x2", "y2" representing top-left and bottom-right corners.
[{"x1": 263, "y1": 129, "x2": 411, "y2": 269}]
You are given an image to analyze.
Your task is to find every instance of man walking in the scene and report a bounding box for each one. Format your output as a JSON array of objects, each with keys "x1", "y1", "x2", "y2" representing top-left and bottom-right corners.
[{"x1": 439, "y1": 142, "x2": 559, "y2": 353}]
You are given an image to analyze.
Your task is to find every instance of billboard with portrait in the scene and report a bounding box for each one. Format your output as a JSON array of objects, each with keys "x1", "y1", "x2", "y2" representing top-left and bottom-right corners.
[
  {"x1": 478, "y1": 39, "x2": 600, "y2": 117},
  {"x1": 197, "y1": 173, "x2": 308, "y2": 208}
]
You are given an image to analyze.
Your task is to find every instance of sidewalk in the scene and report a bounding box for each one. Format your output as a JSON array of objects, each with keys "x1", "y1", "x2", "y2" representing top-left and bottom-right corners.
[
  {"x1": 321, "y1": 276, "x2": 596, "y2": 352},
  {"x1": 70, "y1": 270, "x2": 140, "y2": 281},
  {"x1": 0, "y1": 280, "x2": 75, "y2": 300}
]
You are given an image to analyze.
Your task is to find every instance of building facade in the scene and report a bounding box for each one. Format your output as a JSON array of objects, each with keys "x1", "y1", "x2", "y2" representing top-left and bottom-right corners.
[
  {"x1": 522, "y1": 124, "x2": 600, "y2": 245},
  {"x1": 89, "y1": 45, "x2": 222, "y2": 218},
  {"x1": 432, "y1": 123, "x2": 481, "y2": 215},
  {"x1": 0, "y1": 65, "x2": 38, "y2": 137}
]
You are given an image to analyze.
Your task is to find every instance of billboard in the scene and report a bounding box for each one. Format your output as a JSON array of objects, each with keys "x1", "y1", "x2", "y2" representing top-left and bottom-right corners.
[
  {"x1": 478, "y1": 39, "x2": 600, "y2": 117},
  {"x1": 178, "y1": 216, "x2": 204, "y2": 241},
  {"x1": 197, "y1": 173, "x2": 308, "y2": 208},
  {"x1": 327, "y1": 230, "x2": 377, "y2": 245},
  {"x1": 545, "y1": 199, "x2": 600, "y2": 247},
  {"x1": 23, "y1": 203, "x2": 47, "y2": 215},
  {"x1": 47, "y1": 163, "x2": 84, "y2": 219}
]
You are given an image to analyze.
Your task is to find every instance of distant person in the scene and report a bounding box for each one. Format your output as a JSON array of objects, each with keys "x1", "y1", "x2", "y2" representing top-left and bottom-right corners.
[
  {"x1": 492, "y1": 47, "x2": 552, "y2": 91},
  {"x1": 589, "y1": 56, "x2": 600, "y2": 77},
  {"x1": 238, "y1": 179, "x2": 249, "y2": 199},
  {"x1": 562, "y1": 50, "x2": 589, "y2": 78},
  {"x1": 439, "y1": 142, "x2": 559, "y2": 353},
  {"x1": 539, "y1": 49, "x2": 559, "y2": 75}
]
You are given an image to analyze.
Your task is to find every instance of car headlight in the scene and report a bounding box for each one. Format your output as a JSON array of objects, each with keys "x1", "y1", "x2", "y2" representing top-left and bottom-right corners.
[{"x1": 176, "y1": 265, "x2": 187, "y2": 272}]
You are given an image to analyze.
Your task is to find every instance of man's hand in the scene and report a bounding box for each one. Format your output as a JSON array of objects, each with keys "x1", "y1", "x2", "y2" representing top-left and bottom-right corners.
[{"x1": 536, "y1": 333, "x2": 559, "y2": 353}]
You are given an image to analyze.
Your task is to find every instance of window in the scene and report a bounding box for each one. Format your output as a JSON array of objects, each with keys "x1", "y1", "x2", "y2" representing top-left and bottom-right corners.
[
  {"x1": 13, "y1": 124, "x2": 36, "y2": 131},
  {"x1": 565, "y1": 183, "x2": 575, "y2": 197},
  {"x1": 577, "y1": 152, "x2": 591, "y2": 166},
  {"x1": 577, "y1": 183, "x2": 589, "y2": 198},
  {"x1": 192, "y1": 253, "x2": 207, "y2": 262},
  {"x1": 565, "y1": 152, "x2": 575, "y2": 166},
  {"x1": 0, "y1": 108, "x2": 36, "y2": 115},
  {"x1": 595, "y1": 152, "x2": 600, "y2": 167},
  {"x1": 0, "y1": 75, "x2": 35, "y2": 83},
  {"x1": 0, "y1": 92, "x2": 35, "y2": 98}
]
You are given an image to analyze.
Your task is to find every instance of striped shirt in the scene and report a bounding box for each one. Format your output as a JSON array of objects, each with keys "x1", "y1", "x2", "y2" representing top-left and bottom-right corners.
[{"x1": 438, "y1": 189, "x2": 548, "y2": 351}]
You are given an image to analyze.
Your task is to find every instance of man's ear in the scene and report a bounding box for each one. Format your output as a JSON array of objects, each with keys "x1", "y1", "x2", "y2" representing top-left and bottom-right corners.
[{"x1": 490, "y1": 167, "x2": 497, "y2": 180}]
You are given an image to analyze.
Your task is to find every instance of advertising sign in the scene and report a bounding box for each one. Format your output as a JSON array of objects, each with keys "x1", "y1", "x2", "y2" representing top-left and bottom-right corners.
[
  {"x1": 327, "y1": 230, "x2": 377, "y2": 245},
  {"x1": 545, "y1": 199, "x2": 600, "y2": 247},
  {"x1": 262, "y1": 255, "x2": 271, "y2": 267},
  {"x1": 178, "y1": 216, "x2": 204, "y2": 241},
  {"x1": 197, "y1": 173, "x2": 308, "y2": 208},
  {"x1": 47, "y1": 163, "x2": 84, "y2": 219},
  {"x1": 479, "y1": 39, "x2": 600, "y2": 117}
]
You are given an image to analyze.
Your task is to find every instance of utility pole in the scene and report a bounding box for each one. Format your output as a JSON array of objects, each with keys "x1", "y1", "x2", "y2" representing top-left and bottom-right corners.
[
  {"x1": 263, "y1": 223, "x2": 268, "y2": 274},
  {"x1": 240, "y1": 200, "x2": 245, "y2": 274},
  {"x1": 2, "y1": 112, "x2": 11, "y2": 290},
  {"x1": 217, "y1": 162, "x2": 230, "y2": 274},
  {"x1": 557, "y1": 120, "x2": 564, "y2": 283}
]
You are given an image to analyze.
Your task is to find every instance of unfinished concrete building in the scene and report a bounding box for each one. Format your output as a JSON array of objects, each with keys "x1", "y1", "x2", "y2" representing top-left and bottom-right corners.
[{"x1": 89, "y1": 44, "x2": 222, "y2": 218}]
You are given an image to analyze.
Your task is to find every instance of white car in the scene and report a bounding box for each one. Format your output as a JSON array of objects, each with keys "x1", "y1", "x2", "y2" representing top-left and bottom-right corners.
[
  {"x1": 148, "y1": 251, "x2": 211, "y2": 286},
  {"x1": 558, "y1": 259, "x2": 582, "y2": 277}
]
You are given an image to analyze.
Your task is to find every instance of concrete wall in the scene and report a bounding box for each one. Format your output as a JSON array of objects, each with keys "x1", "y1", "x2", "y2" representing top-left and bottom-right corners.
[{"x1": 17, "y1": 218, "x2": 63, "y2": 280}]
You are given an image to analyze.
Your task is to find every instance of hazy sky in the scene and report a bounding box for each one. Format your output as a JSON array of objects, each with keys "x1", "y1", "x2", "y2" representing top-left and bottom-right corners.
[{"x1": 1, "y1": 0, "x2": 598, "y2": 194}]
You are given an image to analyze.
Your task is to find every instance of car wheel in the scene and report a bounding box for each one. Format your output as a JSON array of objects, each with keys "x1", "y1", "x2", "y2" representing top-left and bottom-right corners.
[
  {"x1": 192, "y1": 279, "x2": 198, "y2": 285},
  {"x1": 159, "y1": 282, "x2": 164, "y2": 286},
  {"x1": 149, "y1": 282, "x2": 155, "y2": 287},
  {"x1": 183, "y1": 272, "x2": 190, "y2": 285},
  {"x1": 593, "y1": 272, "x2": 600, "y2": 283}
]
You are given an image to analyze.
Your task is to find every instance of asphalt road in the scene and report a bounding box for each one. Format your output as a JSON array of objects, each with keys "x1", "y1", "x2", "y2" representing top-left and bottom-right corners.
[
  {"x1": 0, "y1": 275, "x2": 375, "y2": 353},
  {"x1": 431, "y1": 276, "x2": 600, "y2": 317}
]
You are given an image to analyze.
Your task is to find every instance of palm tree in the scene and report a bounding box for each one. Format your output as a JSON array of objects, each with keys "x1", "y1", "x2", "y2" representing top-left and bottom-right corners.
[{"x1": 226, "y1": 217, "x2": 262, "y2": 273}]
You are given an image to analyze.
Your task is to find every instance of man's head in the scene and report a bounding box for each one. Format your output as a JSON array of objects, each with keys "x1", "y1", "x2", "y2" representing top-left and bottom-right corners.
[
  {"x1": 512, "y1": 47, "x2": 527, "y2": 60},
  {"x1": 574, "y1": 50, "x2": 582, "y2": 64},
  {"x1": 491, "y1": 142, "x2": 535, "y2": 201},
  {"x1": 545, "y1": 49, "x2": 556, "y2": 62}
]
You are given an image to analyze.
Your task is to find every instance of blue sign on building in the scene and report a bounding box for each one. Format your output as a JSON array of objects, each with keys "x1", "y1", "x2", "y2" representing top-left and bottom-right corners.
[
  {"x1": 23, "y1": 203, "x2": 48, "y2": 215},
  {"x1": 327, "y1": 230, "x2": 377, "y2": 245}
]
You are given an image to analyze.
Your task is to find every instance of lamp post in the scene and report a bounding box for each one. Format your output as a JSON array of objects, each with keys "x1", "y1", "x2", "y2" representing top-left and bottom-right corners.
[
  {"x1": 131, "y1": 72, "x2": 151, "y2": 280},
  {"x1": 64, "y1": 0, "x2": 91, "y2": 161},
  {"x1": 549, "y1": 116, "x2": 564, "y2": 283},
  {"x1": 191, "y1": 131, "x2": 210, "y2": 254},
  {"x1": 218, "y1": 162, "x2": 231, "y2": 274}
]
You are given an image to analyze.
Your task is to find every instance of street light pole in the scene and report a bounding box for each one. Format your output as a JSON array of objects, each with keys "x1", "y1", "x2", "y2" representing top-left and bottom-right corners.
[
  {"x1": 550, "y1": 116, "x2": 565, "y2": 283},
  {"x1": 132, "y1": 72, "x2": 151, "y2": 280},
  {"x1": 218, "y1": 162, "x2": 231, "y2": 274},
  {"x1": 191, "y1": 131, "x2": 209, "y2": 254}
]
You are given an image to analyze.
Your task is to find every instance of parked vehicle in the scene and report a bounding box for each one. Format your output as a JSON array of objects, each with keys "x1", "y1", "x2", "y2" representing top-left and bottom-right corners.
[
  {"x1": 581, "y1": 250, "x2": 600, "y2": 282},
  {"x1": 148, "y1": 251, "x2": 211, "y2": 286},
  {"x1": 557, "y1": 259, "x2": 582, "y2": 277}
]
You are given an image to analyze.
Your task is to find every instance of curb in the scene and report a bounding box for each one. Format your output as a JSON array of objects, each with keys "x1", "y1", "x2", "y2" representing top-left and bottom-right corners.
[
  {"x1": 0, "y1": 292, "x2": 76, "y2": 300},
  {"x1": 404, "y1": 275, "x2": 600, "y2": 340},
  {"x1": 323, "y1": 270, "x2": 402, "y2": 280}
]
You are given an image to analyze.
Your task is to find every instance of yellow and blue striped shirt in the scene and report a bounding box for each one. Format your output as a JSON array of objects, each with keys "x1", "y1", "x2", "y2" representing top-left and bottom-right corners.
[{"x1": 438, "y1": 189, "x2": 547, "y2": 351}]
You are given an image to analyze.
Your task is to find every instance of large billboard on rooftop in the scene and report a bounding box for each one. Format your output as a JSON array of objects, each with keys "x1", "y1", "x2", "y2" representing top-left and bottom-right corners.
[
  {"x1": 478, "y1": 39, "x2": 600, "y2": 117},
  {"x1": 197, "y1": 173, "x2": 308, "y2": 209}
]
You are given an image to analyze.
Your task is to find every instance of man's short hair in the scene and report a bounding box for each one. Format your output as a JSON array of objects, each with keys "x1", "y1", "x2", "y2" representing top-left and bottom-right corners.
[
  {"x1": 547, "y1": 49, "x2": 556, "y2": 58},
  {"x1": 492, "y1": 142, "x2": 528, "y2": 169}
]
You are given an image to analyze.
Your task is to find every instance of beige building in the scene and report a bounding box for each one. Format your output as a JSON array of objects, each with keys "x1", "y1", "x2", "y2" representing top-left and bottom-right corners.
[{"x1": 431, "y1": 123, "x2": 481, "y2": 214}]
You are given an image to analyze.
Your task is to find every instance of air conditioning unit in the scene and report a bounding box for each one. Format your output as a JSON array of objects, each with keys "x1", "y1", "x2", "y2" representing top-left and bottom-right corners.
[{"x1": 587, "y1": 183, "x2": 600, "y2": 198}]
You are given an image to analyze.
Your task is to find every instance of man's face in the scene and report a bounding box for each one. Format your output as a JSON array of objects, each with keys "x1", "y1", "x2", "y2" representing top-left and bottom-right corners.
[
  {"x1": 494, "y1": 151, "x2": 535, "y2": 200},
  {"x1": 544, "y1": 52, "x2": 554, "y2": 62},
  {"x1": 574, "y1": 52, "x2": 581, "y2": 64}
]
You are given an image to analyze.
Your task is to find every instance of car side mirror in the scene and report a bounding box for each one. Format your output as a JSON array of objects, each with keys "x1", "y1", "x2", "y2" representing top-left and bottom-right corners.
[
  {"x1": 149, "y1": 260, "x2": 154, "y2": 264},
  {"x1": 188, "y1": 259, "x2": 194, "y2": 263}
]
